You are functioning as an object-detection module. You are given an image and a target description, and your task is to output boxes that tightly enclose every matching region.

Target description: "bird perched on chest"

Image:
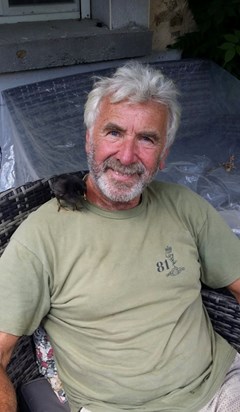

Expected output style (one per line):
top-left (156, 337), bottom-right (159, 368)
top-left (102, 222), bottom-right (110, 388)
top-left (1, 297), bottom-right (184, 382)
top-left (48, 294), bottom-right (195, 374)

top-left (50, 171), bottom-right (87, 211)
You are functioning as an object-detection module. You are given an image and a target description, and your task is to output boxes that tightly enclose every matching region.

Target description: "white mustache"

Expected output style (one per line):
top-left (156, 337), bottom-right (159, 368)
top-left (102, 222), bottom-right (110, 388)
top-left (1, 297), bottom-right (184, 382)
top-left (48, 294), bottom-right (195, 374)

top-left (103, 158), bottom-right (145, 175)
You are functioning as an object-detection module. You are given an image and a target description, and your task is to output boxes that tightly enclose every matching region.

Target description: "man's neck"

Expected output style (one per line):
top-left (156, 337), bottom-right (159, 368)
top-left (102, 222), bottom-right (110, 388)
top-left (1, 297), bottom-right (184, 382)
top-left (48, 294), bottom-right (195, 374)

top-left (85, 175), bottom-right (141, 211)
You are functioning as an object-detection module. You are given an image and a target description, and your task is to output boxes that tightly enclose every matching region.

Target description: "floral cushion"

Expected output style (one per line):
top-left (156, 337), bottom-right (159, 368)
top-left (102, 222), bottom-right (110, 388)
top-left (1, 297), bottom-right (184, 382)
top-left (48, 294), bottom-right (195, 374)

top-left (33, 326), bottom-right (67, 404)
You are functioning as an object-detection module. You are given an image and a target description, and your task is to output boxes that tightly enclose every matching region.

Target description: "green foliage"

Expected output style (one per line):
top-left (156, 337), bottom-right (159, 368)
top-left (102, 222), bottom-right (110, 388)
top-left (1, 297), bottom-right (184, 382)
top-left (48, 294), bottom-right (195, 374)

top-left (170, 0), bottom-right (240, 79)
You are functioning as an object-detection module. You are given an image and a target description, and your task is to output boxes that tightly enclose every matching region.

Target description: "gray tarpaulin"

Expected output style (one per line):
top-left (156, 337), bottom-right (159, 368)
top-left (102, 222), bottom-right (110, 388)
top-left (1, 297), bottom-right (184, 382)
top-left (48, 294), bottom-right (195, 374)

top-left (1, 59), bottom-right (240, 232)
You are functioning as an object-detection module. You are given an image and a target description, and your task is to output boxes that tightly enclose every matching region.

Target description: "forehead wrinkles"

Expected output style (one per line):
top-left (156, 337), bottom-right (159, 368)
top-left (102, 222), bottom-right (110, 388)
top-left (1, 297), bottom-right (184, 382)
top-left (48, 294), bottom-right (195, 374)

top-left (97, 98), bottom-right (167, 128)
top-left (98, 96), bottom-right (167, 117)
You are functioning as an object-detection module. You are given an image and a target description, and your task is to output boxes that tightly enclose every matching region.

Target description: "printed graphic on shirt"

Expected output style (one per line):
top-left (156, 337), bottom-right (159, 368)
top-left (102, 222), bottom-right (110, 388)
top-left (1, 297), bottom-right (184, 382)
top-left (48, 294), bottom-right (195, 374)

top-left (156, 245), bottom-right (185, 276)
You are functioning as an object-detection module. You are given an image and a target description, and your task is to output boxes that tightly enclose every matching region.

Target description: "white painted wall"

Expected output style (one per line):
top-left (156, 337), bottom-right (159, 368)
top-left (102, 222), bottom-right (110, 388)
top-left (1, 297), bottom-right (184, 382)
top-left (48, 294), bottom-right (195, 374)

top-left (91, 0), bottom-right (150, 30)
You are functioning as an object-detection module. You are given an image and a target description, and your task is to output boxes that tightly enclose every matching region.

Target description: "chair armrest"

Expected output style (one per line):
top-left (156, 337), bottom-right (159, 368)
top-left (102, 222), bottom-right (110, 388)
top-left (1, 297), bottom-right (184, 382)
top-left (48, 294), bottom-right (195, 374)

top-left (201, 287), bottom-right (240, 352)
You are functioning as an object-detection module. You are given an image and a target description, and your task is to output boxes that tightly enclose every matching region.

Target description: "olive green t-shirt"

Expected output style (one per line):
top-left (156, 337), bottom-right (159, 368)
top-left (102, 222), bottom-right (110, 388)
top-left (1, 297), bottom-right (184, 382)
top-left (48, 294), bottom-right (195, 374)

top-left (0, 181), bottom-right (239, 412)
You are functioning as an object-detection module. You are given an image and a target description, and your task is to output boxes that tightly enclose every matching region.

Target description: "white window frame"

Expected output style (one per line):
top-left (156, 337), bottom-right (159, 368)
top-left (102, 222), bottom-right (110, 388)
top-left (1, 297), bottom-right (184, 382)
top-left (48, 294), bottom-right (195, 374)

top-left (0, 0), bottom-right (90, 23)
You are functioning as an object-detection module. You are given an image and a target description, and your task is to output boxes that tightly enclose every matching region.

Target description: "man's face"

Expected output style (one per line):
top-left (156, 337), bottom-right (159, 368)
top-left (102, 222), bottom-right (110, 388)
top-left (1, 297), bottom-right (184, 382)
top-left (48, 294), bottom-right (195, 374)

top-left (85, 97), bottom-right (168, 209)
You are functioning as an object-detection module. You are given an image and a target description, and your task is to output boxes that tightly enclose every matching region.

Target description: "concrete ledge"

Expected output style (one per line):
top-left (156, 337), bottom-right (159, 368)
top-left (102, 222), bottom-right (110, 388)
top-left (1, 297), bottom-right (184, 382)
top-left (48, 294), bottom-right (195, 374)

top-left (0, 19), bottom-right (152, 73)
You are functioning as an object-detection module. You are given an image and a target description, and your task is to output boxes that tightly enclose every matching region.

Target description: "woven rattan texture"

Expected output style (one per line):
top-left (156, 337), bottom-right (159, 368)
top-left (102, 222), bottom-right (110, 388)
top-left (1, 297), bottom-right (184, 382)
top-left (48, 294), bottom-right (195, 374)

top-left (0, 178), bottom-right (54, 388)
top-left (6, 336), bottom-right (39, 389)
top-left (0, 179), bottom-right (53, 256)
top-left (202, 289), bottom-right (240, 352)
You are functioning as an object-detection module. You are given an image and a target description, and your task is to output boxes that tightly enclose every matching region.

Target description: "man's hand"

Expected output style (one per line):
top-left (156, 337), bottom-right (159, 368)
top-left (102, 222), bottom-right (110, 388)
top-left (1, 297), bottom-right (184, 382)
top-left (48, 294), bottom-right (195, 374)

top-left (0, 332), bottom-right (20, 411)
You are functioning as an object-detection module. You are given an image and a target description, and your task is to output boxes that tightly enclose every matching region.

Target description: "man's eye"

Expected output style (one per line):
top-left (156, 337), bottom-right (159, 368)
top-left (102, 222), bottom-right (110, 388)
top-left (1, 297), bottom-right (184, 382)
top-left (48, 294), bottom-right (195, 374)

top-left (108, 130), bottom-right (120, 137)
top-left (141, 135), bottom-right (155, 144)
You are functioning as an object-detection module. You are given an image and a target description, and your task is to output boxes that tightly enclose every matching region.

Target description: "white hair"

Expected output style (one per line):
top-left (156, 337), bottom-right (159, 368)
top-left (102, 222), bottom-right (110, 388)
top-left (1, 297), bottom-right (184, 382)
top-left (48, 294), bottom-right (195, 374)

top-left (84, 61), bottom-right (181, 150)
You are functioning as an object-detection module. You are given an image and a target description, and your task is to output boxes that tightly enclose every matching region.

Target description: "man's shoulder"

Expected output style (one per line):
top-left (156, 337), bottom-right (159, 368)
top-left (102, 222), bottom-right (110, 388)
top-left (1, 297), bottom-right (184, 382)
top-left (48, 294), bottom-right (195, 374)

top-left (149, 180), bottom-right (199, 199)
top-left (148, 180), bottom-right (210, 214)
top-left (27, 197), bottom-right (59, 222)
top-left (13, 198), bottom-right (59, 237)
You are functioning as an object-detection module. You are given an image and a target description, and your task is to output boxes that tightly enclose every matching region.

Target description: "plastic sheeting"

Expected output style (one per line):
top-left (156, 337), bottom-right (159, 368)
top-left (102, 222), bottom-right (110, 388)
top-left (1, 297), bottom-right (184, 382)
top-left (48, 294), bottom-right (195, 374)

top-left (157, 155), bottom-right (240, 237)
top-left (0, 59), bottom-right (240, 232)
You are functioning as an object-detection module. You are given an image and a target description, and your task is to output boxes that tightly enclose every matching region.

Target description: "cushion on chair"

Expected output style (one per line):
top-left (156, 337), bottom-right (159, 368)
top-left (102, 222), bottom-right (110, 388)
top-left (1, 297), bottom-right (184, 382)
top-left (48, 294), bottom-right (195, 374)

top-left (34, 326), bottom-right (67, 403)
top-left (18, 377), bottom-right (71, 412)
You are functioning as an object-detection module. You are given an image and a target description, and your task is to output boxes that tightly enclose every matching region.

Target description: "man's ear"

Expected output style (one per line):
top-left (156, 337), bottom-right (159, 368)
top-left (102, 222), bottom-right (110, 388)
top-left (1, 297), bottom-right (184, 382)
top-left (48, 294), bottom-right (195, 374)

top-left (159, 148), bottom-right (169, 170)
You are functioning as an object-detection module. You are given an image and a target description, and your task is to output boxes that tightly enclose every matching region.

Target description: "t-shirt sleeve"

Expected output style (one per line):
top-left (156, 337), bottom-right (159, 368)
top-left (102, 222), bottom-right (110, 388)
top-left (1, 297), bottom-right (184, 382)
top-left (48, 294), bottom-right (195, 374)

top-left (197, 202), bottom-right (240, 288)
top-left (0, 238), bottom-right (51, 336)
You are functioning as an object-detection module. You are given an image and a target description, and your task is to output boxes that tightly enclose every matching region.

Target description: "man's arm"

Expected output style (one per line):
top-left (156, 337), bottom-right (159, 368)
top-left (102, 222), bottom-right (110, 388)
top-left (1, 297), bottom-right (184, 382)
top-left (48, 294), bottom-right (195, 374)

top-left (227, 278), bottom-right (240, 304)
top-left (0, 332), bottom-right (20, 412)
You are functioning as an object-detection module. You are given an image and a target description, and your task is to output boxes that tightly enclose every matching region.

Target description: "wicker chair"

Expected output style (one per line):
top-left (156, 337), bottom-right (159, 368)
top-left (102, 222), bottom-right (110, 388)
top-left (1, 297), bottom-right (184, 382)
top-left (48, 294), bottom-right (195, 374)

top-left (0, 174), bottom-right (239, 408)
top-left (1, 178), bottom-right (54, 390)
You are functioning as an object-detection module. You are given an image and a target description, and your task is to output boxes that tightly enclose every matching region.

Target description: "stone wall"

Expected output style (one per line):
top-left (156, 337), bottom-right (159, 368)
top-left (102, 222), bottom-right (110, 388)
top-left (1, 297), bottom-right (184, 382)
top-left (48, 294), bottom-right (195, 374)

top-left (149, 0), bottom-right (196, 51)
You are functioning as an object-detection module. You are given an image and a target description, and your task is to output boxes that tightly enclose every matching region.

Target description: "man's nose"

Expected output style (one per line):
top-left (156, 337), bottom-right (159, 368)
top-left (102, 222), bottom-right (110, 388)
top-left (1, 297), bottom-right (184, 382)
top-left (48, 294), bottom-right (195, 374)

top-left (117, 138), bottom-right (137, 165)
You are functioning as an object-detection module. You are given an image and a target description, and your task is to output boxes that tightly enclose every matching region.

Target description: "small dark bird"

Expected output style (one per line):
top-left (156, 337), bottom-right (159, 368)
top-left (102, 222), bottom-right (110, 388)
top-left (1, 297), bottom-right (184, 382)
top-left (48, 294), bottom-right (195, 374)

top-left (50, 171), bottom-right (87, 211)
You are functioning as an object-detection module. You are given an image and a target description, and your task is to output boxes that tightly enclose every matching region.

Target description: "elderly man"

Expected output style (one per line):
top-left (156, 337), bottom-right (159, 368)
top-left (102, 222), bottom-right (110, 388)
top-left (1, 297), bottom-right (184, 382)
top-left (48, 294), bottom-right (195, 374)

top-left (0, 62), bottom-right (240, 412)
